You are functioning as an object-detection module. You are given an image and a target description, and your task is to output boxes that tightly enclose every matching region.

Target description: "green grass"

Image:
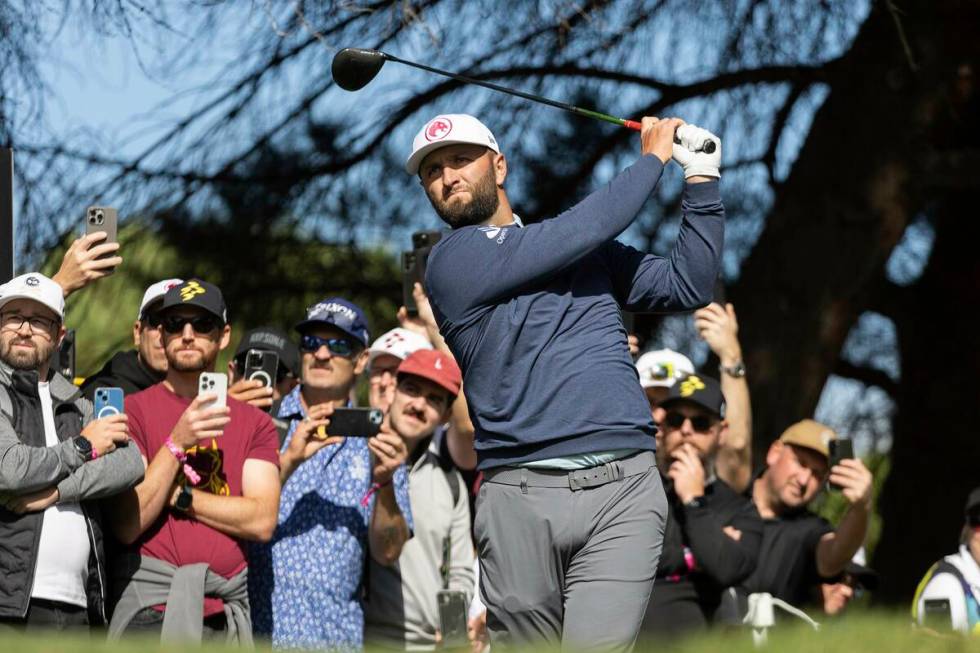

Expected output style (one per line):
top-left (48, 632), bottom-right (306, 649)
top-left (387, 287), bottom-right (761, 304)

top-left (3, 615), bottom-right (978, 652)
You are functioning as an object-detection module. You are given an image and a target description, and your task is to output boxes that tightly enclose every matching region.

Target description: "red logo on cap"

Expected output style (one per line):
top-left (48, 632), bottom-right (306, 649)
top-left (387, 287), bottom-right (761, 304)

top-left (425, 118), bottom-right (453, 142)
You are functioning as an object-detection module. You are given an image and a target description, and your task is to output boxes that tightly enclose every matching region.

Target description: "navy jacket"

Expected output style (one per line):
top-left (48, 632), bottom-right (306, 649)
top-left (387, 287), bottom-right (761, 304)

top-left (425, 155), bottom-right (725, 469)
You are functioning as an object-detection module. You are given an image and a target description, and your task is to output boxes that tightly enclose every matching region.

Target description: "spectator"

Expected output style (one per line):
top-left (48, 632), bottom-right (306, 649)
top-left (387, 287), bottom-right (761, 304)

top-left (912, 487), bottom-right (980, 634)
top-left (364, 349), bottom-right (475, 649)
top-left (106, 279), bottom-right (281, 645)
top-left (248, 298), bottom-right (412, 650)
top-left (0, 273), bottom-right (142, 630)
top-left (227, 327), bottom-right (301, 421)
top-left (694, 302), bottom-right (752, 492)
top-left (410, 112), bottom-right (723, 649)
top-left (819, 554), bottom-right (878, 617)
top-left (641, 372), bottom-right (762, 637)
top-left (366, 326), bottom-right (432, 413)
top-left (80, 278), bottom-right (183, 399)
top-left (741, 420), bottom-right (874, 609)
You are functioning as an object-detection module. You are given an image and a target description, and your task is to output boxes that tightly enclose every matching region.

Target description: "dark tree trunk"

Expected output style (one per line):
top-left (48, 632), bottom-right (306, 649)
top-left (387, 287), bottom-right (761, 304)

top-left (730, 0), bottom-right (980, 602)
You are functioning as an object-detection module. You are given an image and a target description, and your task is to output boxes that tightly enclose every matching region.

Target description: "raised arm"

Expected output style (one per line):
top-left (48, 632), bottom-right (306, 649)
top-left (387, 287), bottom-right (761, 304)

top-left (367, 426), bottom-right (411, 566)
top-left (427, 118), bottom-right (683, 321)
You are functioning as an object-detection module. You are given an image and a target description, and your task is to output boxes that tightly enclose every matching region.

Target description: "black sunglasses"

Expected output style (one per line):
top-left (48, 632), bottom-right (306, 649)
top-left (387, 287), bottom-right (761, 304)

top-left (664, 410), bottom-right (716, 433)
top-left (300, 334), bottom-right (357, 357)
top-left (161, 314), bottom-right (222, 335)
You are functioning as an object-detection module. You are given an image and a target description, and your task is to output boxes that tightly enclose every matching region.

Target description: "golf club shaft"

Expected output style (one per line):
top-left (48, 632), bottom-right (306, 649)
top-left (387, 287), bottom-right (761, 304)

top-left (384, 53), bottom-right (642, 131)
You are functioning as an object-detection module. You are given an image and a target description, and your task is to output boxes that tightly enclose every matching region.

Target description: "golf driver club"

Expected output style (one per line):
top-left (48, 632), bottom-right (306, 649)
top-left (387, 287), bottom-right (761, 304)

top-left (331, 48), bottom-right (716, 154)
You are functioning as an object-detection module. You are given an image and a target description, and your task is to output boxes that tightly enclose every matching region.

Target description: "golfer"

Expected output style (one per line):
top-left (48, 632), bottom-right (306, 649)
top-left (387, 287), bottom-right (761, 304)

top-left (406, 113), bottom-right (724, 651)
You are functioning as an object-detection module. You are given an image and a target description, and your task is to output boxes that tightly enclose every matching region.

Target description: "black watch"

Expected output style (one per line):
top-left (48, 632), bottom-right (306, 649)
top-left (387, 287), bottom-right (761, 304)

top-left (720, 361), bottom-right (747, 378)
top-left (174, 485), bottom-right (193, 512)
top-left (72, 435), bottom-right (93, 461)
top-left (683, 496), bottom-right (707, 510)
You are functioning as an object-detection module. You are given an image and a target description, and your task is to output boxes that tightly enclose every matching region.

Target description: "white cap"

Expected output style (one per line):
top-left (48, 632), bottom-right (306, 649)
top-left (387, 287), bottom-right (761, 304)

top-left (138, 278), bottom-right (183, 320)
top-left (368, 327), bottom-right (432, 366)
top-left (405, 114), bottom-right (500, 175)
top-left (0, 273), bottom-right (65, 321)
top-left (635, 349), bottom-right (695, 389)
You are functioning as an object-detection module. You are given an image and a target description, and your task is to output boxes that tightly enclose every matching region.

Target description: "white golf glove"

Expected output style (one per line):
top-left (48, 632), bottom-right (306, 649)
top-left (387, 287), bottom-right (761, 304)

top-left (672, 124), bottom-right (721, 179)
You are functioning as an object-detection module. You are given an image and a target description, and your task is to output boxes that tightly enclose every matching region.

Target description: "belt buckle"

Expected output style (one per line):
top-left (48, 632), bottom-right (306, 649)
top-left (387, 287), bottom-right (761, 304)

top-left (568, 461), bottom-right (623, 491)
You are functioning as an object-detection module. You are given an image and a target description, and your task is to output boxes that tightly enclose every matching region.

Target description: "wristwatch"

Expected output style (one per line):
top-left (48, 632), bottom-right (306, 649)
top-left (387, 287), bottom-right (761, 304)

top-left (72, 435), bottom-right (93, 461)
top-left (683, 496), bottom-right (707, 510)
top-left (720, 360), bottom-right (747, 378)
top-left (174, 484), bottom-right (194, 512)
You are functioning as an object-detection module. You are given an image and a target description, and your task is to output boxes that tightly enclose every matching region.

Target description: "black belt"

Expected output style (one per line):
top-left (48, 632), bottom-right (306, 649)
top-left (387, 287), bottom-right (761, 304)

top-left (483, 450), bottom-right (655, 491)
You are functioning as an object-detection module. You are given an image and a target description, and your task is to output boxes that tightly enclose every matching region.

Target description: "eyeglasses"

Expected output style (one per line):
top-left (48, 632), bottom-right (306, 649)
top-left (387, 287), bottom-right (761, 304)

top-left (161, 314), bottom-right (222, 335)
top-left (664, 410), bottom-right (716, 433)
top-left (0, 312), bottom-right (58, 334)
top-left (300, 334), bottom-right (358, 357)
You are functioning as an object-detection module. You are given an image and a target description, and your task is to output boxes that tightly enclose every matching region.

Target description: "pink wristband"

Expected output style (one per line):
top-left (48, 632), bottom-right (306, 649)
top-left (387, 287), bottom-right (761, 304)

top-left (165, 437), bottom-right (201, 486)
top-left (90, 448), bottom-right (99, 461)
top-left (360, 480), bottom-right (392, 507)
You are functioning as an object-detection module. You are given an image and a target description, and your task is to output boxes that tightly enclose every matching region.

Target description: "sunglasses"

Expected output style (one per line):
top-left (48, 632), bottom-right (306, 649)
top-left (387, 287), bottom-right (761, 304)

top-left (161, 314), bottom-right (222, 335)
top-left (300, 334), bottom-right (358, 357)
top-left (664, 410), bottom-right (716, 433)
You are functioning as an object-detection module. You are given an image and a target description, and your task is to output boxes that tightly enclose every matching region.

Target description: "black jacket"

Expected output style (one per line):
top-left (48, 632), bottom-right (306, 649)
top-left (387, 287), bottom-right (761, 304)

top-left (0, 365), bottom-right (143, 624)
top-left (642, 475), bottom-right (763, 635)
top-left (80, 350), bottom-right (162, 401)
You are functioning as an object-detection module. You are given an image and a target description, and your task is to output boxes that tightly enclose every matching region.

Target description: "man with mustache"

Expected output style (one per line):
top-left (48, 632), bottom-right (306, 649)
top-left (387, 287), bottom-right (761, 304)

top-left (106, 279), bottom-right (281, 644)
top-left (364, 349), bottom-right (475, 650)
top-left (0, 273), bottom-right (143, 630)
top-left (248, 298), bottom-right (412, 651)
top-left (406, 113), bottom-right (725, 649)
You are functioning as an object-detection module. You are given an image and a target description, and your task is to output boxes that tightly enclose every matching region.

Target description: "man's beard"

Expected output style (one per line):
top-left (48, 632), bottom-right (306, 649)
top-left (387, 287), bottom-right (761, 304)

top-left (428, 168), bottom-right (499, 229)
top-left (168, 347), bottom-right (214, 373)
top-left (0, 337), bottom-right (52, 371)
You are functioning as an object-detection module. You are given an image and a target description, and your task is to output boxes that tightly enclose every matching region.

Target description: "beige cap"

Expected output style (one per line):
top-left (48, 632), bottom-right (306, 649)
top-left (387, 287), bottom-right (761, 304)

top-left (778, 419), bottom-right (837, 458)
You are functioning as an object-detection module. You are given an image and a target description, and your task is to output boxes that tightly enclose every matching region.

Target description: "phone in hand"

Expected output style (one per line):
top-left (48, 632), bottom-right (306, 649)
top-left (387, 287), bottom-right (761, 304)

top-left (402, 230), bottom-right (443, 315)
top-left (93, 387), bottom-right (124, 419)
top-left (922, 598), bottom-right (952, 631)
top-left (315, 407), bottom-right (383, 438)
top-left (827, 438), bottom-right (854, 491)
top-left (84, 206), bottom-right (119, 272)
top-left (198, 372), bottom-right (228, 409)
top-left (437, 589), bottom-right (469, 649)
top-left (243, 349), bottom-right (279, 389)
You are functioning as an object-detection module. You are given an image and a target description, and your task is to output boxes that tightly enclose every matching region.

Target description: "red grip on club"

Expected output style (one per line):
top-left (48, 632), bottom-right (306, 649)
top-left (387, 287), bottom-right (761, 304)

top-left (623, 120), bottom-right (642, 131)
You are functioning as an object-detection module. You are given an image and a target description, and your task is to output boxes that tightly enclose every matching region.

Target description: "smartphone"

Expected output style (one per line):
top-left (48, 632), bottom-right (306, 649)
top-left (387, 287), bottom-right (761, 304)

top-left (93, 387), bottom-right (124, 419)
top-left (402, 230), bottom-right (443, 315)
top-left (922, 598), bottom-right (952, 630)
top-left (437, 589), bottom-right (469, 648)
top-left (84, 206), bottom-right (119, 272)
top-left (198, 372), bottom-right (228, 409)
top-left (827, 438), bottom-right (854, 491)
top-left (47, 328), bottom-right (76, 380)
top-left (315, 407), bottom-right (383, 438)
top-left (243, 349), bottom-right (279, 389)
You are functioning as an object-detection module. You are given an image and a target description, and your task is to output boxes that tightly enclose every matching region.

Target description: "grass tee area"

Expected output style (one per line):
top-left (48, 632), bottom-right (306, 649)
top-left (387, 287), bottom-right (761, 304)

top-left (2, 615), bottom-right (978, 653)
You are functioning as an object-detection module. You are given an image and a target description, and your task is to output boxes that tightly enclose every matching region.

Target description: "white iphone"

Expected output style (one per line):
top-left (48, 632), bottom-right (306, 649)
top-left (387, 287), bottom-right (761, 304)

top-left (198, 372), bottom-right (228, 408)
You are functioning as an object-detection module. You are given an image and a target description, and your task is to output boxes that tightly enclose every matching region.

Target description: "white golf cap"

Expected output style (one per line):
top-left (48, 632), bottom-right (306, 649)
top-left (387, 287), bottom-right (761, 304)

top-left (368, 327), bottom-right (432, 366)
top-left (0, 273), bottom-right (65, 321)
top-left (138, 278), bottom-right (184, 320)
top-left (635, 349), bottom-right (695, 389)
top-left (405, 114), bottom-right (500, 175)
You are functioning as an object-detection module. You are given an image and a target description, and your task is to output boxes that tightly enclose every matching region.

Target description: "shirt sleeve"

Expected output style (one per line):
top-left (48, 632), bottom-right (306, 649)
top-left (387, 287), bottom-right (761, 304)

top-left (246, 409), bottom-right (282, 468)
top-left (683, 497), bottom-right (763, 587)
top-left (600, 180), bottom-right (725, 312)
top-left (392, 464), bottom-right (414, 534)
top-left (426, 155), bottom-right (666, 323)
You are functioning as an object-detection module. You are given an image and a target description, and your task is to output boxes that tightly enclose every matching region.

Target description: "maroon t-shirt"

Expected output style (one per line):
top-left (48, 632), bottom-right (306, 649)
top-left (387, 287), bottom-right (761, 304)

top-left (126, 383), bottom-right (279, 614)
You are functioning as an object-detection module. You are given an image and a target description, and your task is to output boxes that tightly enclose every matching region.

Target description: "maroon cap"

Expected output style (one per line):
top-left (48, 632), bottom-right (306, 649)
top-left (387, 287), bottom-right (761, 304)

top-left (397, 349), bottom-right (462, 397)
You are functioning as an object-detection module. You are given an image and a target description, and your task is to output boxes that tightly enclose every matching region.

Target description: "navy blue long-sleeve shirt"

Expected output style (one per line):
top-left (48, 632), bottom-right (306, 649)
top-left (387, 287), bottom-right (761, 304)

top-left (425, 154), bottom-right (725, 470)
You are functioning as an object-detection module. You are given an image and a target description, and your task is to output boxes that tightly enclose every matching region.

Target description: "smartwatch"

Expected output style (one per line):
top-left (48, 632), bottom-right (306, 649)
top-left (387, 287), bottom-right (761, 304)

top-left (72, 435), bottom-right (93, 461)
top-left (174, 485), bottom-right (194, 512)
top-left (720, 361), bottom-right (747, 378)
top-left (683, 496), bottom-right (707, 510)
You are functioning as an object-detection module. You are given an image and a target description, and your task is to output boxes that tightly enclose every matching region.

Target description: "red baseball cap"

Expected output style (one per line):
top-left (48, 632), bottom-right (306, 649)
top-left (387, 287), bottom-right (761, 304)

top-left (397, 349), bottom-right (462, 398)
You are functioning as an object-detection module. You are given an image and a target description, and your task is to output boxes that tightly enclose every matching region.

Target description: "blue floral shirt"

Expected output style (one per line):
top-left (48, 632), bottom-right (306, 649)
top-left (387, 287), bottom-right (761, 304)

top-left (248, 386), bottom-right (413, 650)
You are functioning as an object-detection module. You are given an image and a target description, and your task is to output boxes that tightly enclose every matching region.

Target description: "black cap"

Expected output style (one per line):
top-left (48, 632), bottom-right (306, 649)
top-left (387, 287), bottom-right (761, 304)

top-left (660, 373), bottom-right (726, 418)
top-left (966, 487), bottom-right (980, 516)
top-left (159, 279), bottom-right (227, 324)
top-left (235, 327), bottom-right (300, 377)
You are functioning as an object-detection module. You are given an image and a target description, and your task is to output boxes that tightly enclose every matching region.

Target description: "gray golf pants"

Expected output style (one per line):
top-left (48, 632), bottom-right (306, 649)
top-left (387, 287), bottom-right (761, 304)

top-left (474, 451), bottom-right (667, 651)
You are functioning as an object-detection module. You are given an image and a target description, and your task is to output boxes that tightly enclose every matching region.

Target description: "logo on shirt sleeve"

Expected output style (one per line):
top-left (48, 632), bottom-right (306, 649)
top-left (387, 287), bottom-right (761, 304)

top-left (478, 226), bottom-right (509, 244)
